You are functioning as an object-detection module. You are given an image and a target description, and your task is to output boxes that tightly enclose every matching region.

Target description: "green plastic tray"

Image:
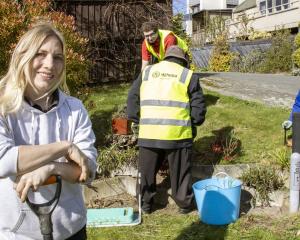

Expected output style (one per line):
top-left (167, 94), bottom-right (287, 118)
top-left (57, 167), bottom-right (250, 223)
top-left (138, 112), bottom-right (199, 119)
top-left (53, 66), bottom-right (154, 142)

top-left (87, 207), bottom-right (140, 227)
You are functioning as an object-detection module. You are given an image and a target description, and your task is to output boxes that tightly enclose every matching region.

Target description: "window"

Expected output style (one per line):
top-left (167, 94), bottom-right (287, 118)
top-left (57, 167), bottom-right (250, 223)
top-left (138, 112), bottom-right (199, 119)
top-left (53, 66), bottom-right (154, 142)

top-left (283, 0), bottom-right (289, 9)
top-left (192, 6), bottom-right (200, 14)
top-left (267, 0), bottom-right (273, 13)
top-left (259, 0), bottom-right (266, 14)
top-left (227, 4), bottom-right (237, 8)
top-left (276, 0), bottom-right (282, 11)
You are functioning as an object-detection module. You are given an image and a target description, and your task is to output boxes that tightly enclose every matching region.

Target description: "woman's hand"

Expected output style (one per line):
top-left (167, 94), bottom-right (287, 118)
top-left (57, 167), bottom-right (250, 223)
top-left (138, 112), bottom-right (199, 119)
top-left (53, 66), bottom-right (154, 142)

top-left (14, 164), bottom-right (54, 202)
top-left (66, 143), bottom-right (90, 183)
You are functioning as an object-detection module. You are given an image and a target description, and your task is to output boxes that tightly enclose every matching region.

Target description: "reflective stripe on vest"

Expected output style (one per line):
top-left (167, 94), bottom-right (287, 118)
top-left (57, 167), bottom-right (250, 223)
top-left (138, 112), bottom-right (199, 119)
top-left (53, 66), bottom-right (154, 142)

top-left (145, 30), bottom-right (188, 62)
top-left (139, 61), bottom-right (193, 140)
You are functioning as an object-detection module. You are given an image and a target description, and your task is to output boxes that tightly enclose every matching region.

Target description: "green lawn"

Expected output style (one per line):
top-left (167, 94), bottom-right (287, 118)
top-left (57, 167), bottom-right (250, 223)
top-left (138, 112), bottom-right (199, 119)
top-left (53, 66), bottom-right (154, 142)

top-left (87, 212), bottom-right (300, 240)
top-left (83, 83), bottom-right (291, 165)
top-left (83, 83), bottom-right (295, 240)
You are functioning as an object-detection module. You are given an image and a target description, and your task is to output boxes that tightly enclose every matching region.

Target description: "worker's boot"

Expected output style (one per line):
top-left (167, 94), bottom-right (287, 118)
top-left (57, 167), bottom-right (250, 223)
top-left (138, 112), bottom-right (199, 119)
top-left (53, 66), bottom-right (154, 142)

top-left (141, 202), bottom-right (152, 214)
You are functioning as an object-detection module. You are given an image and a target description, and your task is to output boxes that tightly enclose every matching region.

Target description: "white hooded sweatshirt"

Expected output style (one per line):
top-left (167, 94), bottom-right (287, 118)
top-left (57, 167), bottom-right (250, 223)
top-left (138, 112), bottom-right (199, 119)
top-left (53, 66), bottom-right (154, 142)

top-left (0, 90), bottom-right (97, 240)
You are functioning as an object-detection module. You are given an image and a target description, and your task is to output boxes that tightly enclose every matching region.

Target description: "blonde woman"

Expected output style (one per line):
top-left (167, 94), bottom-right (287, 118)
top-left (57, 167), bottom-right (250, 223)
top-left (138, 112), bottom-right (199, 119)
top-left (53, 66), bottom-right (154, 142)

top-left (0, 23), bottom-right (97, 239)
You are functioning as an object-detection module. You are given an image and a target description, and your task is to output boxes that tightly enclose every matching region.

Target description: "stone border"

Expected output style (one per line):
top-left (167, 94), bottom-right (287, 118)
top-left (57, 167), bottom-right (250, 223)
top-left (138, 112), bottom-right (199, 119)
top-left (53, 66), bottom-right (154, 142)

top-left (84, 163), bottom-right (290, 214)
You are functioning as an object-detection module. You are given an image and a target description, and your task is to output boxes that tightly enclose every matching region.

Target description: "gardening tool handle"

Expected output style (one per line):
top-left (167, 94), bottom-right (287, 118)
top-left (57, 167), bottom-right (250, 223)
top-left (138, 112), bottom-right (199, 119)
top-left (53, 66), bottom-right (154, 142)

top-left (43, 235), bottom-right (53, 240)
top-left (39, 214), bottom-right (53, 240)
top-left (26, 175), bottom-right (62, 211)
top-left (26, 175), bottom-right (62, 239)
top-left (43, 175), bottom-right (57, 185)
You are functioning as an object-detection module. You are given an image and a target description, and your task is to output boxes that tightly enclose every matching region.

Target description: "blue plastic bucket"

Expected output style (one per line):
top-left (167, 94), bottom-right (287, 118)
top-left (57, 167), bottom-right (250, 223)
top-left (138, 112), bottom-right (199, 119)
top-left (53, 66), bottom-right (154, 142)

top-left (192, 173), bottom-right (242, 225)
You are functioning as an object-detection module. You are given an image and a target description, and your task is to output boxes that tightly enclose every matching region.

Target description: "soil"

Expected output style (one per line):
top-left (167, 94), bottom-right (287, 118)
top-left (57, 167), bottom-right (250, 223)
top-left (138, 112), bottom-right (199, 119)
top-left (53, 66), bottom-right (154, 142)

top-left (87, 191), bottom-right (199, 216)
top-left (87, 173), bottom-right (198, 215)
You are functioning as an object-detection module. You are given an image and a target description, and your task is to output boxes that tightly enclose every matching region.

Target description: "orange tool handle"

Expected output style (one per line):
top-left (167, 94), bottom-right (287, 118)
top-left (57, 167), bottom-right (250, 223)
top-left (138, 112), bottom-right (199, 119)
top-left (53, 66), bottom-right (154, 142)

top-left (43, 175), bottom-right (57, 185)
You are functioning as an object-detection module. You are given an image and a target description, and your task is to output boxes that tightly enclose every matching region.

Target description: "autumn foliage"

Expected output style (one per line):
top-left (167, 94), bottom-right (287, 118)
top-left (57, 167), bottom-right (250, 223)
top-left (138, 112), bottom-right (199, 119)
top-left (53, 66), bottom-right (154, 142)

top-left (0, 0), bottom-right (90, 94)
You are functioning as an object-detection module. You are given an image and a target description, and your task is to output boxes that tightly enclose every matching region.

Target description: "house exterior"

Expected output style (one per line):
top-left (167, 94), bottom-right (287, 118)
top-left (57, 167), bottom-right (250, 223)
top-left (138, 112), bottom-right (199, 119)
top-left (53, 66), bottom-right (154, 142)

top-left (227, 0), bottom-right (300, 40)
top-left (185, 0), bottom-right (239, 46)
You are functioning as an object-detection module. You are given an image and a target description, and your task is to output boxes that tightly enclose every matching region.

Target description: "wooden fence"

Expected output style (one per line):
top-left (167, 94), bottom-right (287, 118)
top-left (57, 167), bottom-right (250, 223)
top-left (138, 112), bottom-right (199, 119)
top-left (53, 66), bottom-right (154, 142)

top-left (54, 0), bottom-right (171, 83)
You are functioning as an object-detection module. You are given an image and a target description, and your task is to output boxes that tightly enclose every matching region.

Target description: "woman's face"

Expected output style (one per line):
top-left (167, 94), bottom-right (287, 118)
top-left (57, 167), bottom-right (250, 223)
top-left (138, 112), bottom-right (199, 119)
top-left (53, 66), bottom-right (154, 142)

top-left (26, 35), bottom-right (64, 99)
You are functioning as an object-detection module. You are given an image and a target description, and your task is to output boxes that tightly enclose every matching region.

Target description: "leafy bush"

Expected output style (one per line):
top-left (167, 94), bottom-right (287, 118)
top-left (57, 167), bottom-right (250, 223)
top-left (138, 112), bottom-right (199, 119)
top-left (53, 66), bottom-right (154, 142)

top-left (210, 129), bottom-right (241, 162)
top-left (208, 34), bottom-right (234, 72)
top-left (268, 147), bottom-right (290, 170)
top-left (293, 33), bottom-right (300, 68)
top-left (259, 29), bottom-right (293, 73)
top-left (97, 145), bottom-right (138, 178)
top-left (241, 165), bottom-right (285, 207)
top-left (0, 1), bottom-right (26, 76)
top-left (248, 30), bottom-right (272, 41)
top-left (295, 33), bottom-right (300, 48)
top-left (230, 50), bottom-right (266, 73)
top-left (0, 0), bottom-right (90, 95)
top-left (293, 49), bottom-right (300, 68)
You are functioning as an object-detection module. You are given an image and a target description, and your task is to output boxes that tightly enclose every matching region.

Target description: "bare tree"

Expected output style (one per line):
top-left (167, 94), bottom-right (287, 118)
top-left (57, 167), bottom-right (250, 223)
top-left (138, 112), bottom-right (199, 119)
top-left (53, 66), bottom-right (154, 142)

top-left (90, 0), bottom-right (173, 83)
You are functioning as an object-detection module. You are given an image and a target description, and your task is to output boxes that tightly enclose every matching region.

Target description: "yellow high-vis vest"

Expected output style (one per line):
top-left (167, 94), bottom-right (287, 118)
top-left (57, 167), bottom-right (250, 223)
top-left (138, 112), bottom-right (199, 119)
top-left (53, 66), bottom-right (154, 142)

top-left (145, 29), bottom-right (188, 62)
top-left (139, 61), bottom-right (193, 140)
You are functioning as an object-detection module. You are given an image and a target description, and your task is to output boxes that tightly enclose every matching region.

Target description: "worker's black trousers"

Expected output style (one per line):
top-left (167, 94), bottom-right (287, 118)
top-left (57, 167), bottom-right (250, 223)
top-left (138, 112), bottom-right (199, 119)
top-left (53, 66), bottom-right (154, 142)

top-left (138, 147), bottom-right (194, 209)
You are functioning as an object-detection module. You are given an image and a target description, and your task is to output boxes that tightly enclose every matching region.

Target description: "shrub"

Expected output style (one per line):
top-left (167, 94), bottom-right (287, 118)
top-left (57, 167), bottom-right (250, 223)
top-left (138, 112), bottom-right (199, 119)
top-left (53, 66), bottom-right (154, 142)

top-left (293, 33), bottom-right (300, 68)
top-left (231, 50), bottom-right (266, 73)
top-left (210, 129), bottom-right (241, 162)
top-left (248, 30), bottom-right (272, 41)
top-left (208, 33), bottom-right (234, 72)
top-left (259, 29), bottom-right (293, 73)
top-left (268, 147), bottom-right (290, 171)
top-left (0, 0), bottom-right (90, 95)
top-left (0, 1), bottom-right (26, 76)
top-left (293, 49), bottom-right (300, 68)
top-left (97, 145), bottom-right (138, 178)
top-left (295, 33), bottom-right (300, 48)
top-left (241, 165), bottom-right (285, 207)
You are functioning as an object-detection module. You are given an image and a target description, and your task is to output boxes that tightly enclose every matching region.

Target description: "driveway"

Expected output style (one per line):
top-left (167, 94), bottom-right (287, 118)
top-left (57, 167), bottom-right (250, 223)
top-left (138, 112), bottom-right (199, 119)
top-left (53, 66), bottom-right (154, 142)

top-left (198, 72), bottom-right (300, 108)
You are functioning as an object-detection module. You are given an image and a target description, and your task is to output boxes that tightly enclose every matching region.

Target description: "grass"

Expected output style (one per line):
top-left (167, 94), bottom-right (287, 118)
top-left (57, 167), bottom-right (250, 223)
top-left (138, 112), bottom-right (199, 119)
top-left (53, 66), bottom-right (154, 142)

top-left (87, 212), bottom-right (300, 240)
top-left (83, 83), bottom-right (291, 164)
top-left (82, 83), bottom-right (295, 240)
top-left (83, 83), bottom-right (130, 148)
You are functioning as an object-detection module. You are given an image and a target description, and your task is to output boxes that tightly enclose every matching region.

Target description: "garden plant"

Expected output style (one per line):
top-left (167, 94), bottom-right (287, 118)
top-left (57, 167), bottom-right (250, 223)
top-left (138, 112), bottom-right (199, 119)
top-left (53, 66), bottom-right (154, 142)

top-left (83, 84), bottom-right (297, 240)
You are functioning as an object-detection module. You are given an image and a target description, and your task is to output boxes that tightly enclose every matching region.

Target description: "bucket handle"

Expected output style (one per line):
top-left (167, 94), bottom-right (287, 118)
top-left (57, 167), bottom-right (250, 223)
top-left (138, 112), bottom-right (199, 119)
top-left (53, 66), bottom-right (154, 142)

top-left (201, 185), bottom-right (222, 190)
top-left (214, 172), bottom-right (229, 178)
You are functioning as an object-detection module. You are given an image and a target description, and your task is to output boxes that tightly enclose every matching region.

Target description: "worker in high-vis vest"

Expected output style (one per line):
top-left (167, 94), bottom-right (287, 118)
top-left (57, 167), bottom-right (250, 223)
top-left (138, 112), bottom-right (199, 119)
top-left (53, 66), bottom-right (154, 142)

top-left (141, 21), bottom-right (189, 71)
top-left (127, 45), bottom-right (206, 214)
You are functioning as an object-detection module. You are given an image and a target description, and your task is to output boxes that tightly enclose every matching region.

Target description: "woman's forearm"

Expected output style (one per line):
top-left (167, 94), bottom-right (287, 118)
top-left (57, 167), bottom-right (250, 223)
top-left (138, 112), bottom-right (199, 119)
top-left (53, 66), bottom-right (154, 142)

top-left (52, 162), bottom-right (81, 183)
top-left (17, 141), bottom-right (71, 174)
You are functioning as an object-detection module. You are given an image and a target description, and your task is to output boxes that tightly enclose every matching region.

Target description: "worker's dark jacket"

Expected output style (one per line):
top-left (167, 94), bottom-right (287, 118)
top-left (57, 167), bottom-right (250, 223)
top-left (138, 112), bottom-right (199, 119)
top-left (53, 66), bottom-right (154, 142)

top-left (127, 58), bottom-right (206, 149)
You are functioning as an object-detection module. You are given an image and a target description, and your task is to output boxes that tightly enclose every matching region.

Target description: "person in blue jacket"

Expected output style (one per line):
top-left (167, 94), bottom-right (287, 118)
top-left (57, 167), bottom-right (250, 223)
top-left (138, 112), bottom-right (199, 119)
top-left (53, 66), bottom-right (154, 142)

top-left (282, 90), bottom-right (300, 146)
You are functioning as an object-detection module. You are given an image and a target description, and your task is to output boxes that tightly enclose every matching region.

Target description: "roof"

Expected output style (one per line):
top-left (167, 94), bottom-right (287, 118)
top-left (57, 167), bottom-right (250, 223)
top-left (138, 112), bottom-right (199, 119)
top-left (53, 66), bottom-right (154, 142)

top-left (234, 0), bottom-right (256, 13)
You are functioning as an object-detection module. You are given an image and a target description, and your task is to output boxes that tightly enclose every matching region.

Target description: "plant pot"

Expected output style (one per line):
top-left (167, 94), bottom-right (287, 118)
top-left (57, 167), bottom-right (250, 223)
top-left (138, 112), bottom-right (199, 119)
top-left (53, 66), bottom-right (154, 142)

top-left (112, 117), bottom-right (131, 135)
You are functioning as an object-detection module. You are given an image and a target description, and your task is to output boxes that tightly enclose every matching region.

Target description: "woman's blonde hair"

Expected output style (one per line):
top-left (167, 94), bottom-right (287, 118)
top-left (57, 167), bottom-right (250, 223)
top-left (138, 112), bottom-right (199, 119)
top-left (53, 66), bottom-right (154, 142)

top-left (0, 22), bottom-right (69, 115)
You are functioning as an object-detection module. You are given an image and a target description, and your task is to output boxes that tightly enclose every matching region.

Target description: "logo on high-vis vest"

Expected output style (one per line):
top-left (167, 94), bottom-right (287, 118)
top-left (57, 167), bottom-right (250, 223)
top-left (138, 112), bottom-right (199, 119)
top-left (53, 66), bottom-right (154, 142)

top-left (152, 71), bottom-right (160, 78)
top-left (152, 71), bottom-right (177, 78)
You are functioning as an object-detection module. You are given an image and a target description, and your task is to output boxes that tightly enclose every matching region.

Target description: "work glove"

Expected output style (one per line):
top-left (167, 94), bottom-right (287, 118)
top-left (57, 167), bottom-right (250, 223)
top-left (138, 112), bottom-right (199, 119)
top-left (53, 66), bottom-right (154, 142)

top-left (131, 122), bottom-right (139, 136)
top-left (282, 120), bottom-right (292, 130)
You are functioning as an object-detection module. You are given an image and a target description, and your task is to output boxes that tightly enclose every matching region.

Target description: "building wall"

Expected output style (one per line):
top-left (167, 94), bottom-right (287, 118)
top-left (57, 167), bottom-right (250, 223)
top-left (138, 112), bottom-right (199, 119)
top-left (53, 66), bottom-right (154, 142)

top-left (200, 0), bottom-right (225, 10)
top-left (186, 0), bottom-right (236, 35)
top-left (192, 10), bottom-right (233, 46)
top-left (227, 0), bottom-right (300, 39)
